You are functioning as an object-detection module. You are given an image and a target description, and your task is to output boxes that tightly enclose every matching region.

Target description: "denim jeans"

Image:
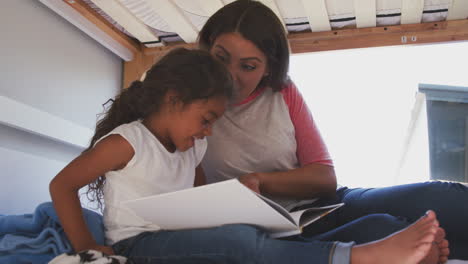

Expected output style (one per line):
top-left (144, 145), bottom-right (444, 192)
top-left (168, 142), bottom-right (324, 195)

top-left (111, 181), bottom-right (468, 263)
top-left (112, 214), bottom-right (421, 264)
top-left (112, 224), bottom-right (342, 264)
top-left (301, 181), bottom-right (468, 259)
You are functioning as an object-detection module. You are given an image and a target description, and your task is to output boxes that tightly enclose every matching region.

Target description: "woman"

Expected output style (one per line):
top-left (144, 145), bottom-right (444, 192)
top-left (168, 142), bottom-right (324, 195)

top-left (198, 0), bottom-right (466, 261)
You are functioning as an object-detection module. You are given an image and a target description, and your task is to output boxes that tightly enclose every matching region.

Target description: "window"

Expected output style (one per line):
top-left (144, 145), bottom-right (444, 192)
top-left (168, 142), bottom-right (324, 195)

top-left (289, 42), bottom-right (468, 188)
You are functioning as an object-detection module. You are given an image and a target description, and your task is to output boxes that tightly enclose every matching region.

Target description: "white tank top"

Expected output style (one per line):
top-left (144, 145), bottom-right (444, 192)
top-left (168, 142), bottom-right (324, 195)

top-left (100, 120), bottom-right (207, 245)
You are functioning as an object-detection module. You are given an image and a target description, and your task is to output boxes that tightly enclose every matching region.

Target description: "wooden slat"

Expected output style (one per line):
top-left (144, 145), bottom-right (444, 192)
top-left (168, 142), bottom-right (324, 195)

top-left (354, 0), bottom-right (376, 28)
top-left (195, 0), bottom-right (224, 17)
top-left (288, 19), bottom-right (468, 54)
top-left (130, 20), bottom-right (468, 88)
top-left (401, 0), bottom-right (424, 24)
top-left (221, 0), bottom-right (235, 4)
top-left (299, 0), bottom-right (331, 32)
top-left (448, 0), bottom-right (468, 20)
top-left (89, 0), bottom-right (161, 45)
top-left (145, 0), bottom-right (199, 43)
top-left (60, 0), bottom-right (141, 56)
top-left (142, 20), bottom-right (468, 55)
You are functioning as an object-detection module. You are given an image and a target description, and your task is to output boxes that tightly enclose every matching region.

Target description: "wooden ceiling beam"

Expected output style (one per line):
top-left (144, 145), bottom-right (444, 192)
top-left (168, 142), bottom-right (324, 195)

top-left (288, 19), bottom-right (468, 54)
top-left (141, 19), bottom-right (468, 55)
top-left (61, 0), bottom-right (141, 55)
top-left (126, 19), bottom-right (468, 88)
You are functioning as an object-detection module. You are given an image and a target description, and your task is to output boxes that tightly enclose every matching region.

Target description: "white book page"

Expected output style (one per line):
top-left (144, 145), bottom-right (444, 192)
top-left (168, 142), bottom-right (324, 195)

top-left (123, 179), bottom-right (298, 234)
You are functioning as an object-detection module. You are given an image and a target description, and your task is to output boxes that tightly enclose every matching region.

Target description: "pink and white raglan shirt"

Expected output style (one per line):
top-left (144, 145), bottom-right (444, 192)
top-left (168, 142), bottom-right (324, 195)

top-left (202, 81), bottom-right (333, 210)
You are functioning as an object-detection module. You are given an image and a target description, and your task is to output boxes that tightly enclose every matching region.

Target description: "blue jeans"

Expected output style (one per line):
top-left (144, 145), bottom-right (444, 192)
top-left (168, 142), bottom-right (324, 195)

top-left (111, 215), bottom-right (415, 264)
top-left (300, 181), bottom-right (468, 259)
top-left (111, 224), bottom-right (342, 264)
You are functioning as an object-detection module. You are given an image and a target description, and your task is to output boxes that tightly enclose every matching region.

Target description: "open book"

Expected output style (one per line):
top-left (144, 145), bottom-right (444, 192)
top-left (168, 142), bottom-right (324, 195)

top-left (123, 179), bottom-right (344, 238)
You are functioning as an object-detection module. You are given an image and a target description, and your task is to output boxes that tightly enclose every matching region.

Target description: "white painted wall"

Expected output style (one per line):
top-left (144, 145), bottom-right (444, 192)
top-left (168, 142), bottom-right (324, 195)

top-left (0, 0), bottom-right (122, 214)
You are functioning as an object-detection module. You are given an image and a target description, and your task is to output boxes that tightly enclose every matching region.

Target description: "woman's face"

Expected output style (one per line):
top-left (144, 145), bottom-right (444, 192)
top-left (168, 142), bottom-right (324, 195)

top-left (210, 32), bottom-right (268, 104)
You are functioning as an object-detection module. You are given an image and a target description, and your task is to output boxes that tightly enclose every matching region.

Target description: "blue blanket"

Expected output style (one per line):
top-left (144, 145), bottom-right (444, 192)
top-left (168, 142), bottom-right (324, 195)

top-left (0, 202), bottom-right (105, 264)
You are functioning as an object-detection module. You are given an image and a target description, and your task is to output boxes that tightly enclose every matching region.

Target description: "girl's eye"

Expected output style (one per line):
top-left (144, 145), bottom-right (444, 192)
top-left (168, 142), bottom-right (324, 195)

top-left (216, 54), bottom-right (227, 63)
top-left (202, 119), bottom-right (210, 128)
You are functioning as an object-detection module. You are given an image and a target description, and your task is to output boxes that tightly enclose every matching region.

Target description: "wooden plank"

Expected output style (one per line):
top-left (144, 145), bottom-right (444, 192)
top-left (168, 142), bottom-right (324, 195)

top-left (142, 20), bottom-right (468, 55)
top-left (146, 0), bottom-right (199, 43)
top-left (401, 0), bottom-right (424, 24)
top-left (130, 20), bottom-right (468, 88)
top-left (288, 19), bottom-right (468, 54)
top-left (354, 0), bottom-right (376, 28)
top-left (89, 0), bottom-right (161, 44)
top-left (448, 0), bottom-right (468, 20)
top-left (195, 0), bottom-right (224, 17)
top-left (299, 0), bottom-right (331, 32)
top-left (59, 0), bottom-right (141, 56)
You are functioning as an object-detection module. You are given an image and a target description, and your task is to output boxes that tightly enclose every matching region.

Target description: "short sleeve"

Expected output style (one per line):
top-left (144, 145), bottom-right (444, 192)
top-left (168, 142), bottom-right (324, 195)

top-left (193, 138), bottom-right (208, 165)
top-left (280, 82), bottom-right (333, 166)
top-left (94, 124), bottom-right (139, 169)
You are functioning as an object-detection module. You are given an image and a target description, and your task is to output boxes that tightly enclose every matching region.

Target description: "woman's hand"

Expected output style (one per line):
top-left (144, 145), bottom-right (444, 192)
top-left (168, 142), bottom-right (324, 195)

top-left (238, 173), bottom-right (263, 193)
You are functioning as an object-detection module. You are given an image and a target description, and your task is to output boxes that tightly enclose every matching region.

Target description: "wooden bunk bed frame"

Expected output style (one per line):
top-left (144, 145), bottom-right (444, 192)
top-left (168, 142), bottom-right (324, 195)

top-left (60, 0), bottom-right (468, 89)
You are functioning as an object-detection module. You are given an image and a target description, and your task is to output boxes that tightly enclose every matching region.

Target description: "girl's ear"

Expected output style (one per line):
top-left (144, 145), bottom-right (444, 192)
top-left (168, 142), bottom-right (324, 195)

top-left (164, 90), bottom-right (183, 111)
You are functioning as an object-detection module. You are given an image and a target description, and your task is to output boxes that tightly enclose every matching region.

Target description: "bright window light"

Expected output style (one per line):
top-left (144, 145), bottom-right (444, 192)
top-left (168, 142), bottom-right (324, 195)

top-left (289, 41), bottom-right (468, 188)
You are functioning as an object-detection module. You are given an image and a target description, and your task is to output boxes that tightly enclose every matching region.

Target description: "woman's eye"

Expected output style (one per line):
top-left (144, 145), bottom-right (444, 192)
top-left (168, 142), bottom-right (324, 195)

top-left (242, 64), bottom-right (256, 71)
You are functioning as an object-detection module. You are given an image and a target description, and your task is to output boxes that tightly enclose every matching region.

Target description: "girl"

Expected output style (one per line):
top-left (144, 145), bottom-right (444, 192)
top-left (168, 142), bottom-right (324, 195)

top-left (51, 48), bottom-right (443, 264)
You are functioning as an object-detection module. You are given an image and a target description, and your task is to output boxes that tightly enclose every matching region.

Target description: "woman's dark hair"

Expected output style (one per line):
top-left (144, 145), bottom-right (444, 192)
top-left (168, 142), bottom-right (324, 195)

top-left (85, 48), bottom-right (233, 210)
top-left (198, 0), bottom-right (290, 91)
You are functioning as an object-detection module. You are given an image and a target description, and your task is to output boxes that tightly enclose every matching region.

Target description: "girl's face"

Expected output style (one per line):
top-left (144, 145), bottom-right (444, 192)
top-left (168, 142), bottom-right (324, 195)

top-left (162, 97), bottom-right (227, 152)
top-left (210, 33), bottom-right (268, 104)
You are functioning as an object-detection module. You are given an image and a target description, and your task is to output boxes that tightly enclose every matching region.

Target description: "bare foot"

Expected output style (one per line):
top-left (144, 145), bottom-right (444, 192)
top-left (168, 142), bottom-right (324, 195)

top-left (351, 210), bottom-right (439, 264)
top-left (435, 228), bottom-right (450, 264)
top-left (419, 225), bottom-right (449, 264)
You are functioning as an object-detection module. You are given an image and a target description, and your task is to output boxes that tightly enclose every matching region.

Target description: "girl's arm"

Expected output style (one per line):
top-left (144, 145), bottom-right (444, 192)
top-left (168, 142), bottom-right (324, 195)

top-left (194, 165), bottom-right (206, 187)
top-left (49, 134), bottom-right (134, 253)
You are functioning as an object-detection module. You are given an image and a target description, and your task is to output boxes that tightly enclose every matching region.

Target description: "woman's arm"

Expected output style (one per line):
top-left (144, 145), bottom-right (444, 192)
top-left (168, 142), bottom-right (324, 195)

top-left (239, 82), bottom-right (336, 199)
top-left (239, 163), bottom-right (336, 199)
top-left (49, 134), bottom-right (134, 253)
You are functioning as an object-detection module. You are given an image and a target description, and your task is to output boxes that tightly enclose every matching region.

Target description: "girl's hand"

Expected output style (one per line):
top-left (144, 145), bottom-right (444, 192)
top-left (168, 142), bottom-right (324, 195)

top-left (238, 173), bottom-right (262, 193)
top-left (91, 245), bottom-right (115, 256)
